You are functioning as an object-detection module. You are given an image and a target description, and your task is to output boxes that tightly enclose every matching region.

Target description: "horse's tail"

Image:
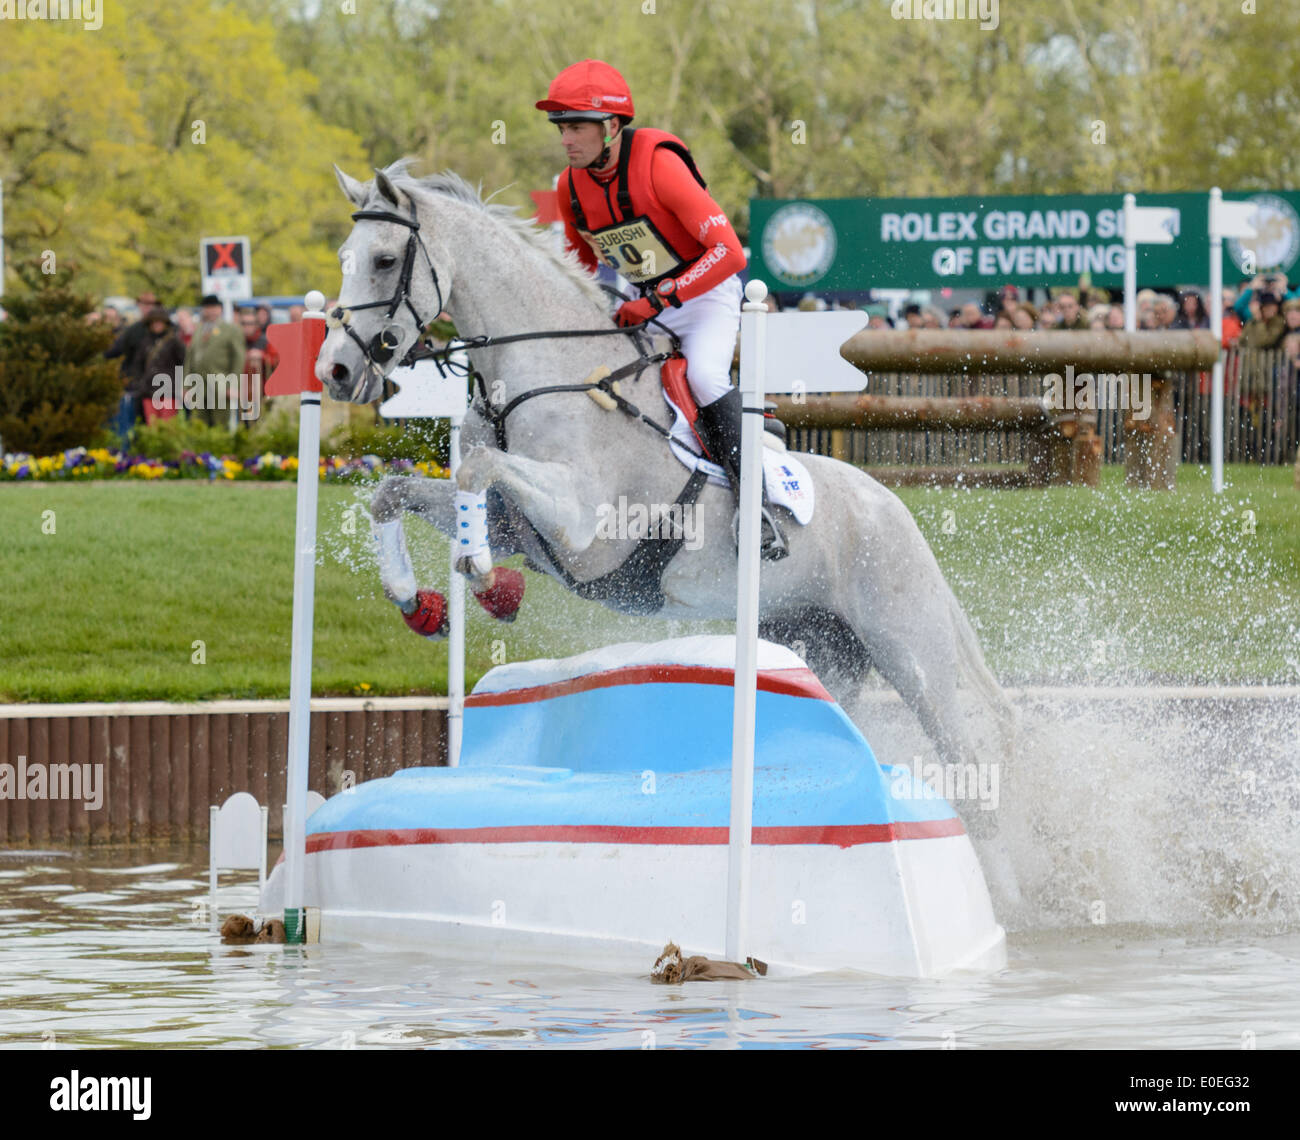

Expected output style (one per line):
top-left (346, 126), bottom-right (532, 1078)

top-left (947, 588), bottom-right (1019, 752)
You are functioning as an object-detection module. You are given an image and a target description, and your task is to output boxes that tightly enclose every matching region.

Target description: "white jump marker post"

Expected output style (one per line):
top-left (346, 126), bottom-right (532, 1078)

top-left (379, 352), bottom-right (470, 766)
top-left (273, 289), bottom-right (329, 946)
top-left (726, 281), bottom-right (867, 965)
top-left (1208, 189), bottom-right (1259, 495)
top-left (1122, 194), bottom-right (1179, 332)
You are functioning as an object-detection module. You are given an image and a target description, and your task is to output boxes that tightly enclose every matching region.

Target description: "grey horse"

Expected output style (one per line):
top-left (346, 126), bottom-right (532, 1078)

top-left (316, 162), bottom-right (1018, 825)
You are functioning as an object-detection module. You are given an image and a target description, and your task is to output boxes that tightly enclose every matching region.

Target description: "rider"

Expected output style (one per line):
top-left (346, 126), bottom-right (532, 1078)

top-left (536, 58), bottom-right (787, 560)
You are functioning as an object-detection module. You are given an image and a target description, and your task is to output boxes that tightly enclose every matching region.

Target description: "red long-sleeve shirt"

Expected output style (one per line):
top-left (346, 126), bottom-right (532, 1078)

top-left (559, 144), bottom-right (746, 304)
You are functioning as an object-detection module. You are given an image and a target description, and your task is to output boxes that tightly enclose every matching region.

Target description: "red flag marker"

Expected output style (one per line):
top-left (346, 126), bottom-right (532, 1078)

top-left (530, 189), bottom-right (561, 226)
top-left (265, 319), bottom-right (327, 396)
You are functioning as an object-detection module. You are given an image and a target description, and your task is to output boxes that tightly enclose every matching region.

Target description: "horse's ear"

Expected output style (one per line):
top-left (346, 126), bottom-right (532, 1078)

top-left (334, 164), bottom-right (368, 207)
top-left (374, 167), bottom-right (402, 207)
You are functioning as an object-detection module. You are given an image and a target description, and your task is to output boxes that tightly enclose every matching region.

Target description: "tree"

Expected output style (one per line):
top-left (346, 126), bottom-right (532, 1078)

top-left (0, 263), bottom-right (122, 455)
top-left (0, 3), bottom-right (369, 302)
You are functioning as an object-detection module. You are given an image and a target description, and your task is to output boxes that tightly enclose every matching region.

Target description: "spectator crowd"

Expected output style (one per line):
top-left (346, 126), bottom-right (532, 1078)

top-left (771, 272), bottom-right (1299, 366)
top-left (79, 269), bottom-right (1300, 447)
top-left (94, 294), bottom-right (307, 439)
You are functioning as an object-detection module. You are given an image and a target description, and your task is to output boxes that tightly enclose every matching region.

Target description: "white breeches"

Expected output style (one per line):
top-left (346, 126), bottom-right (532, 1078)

top-left (650, 273), bottom-right (742, 407)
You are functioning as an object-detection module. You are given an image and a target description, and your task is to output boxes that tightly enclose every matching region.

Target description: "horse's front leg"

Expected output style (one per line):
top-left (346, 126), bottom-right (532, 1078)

top-left (453, 447), bottom-right (600, 586)
top-left (369, 472), bottom-right (530, 637)
top-left (365, 475), bottom-right (460, 636)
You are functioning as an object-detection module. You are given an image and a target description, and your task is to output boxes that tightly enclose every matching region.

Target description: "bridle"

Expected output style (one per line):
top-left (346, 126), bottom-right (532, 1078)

top-left (326, 195), bottom-right (446, 382)
top-left (326, 189), bottom-right (683, 450)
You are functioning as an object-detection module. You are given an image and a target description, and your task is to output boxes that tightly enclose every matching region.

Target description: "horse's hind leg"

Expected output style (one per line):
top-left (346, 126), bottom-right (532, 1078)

top-left (873, 638), bottom-right (1014, 846)
top-left (759, 606), bottom-right (873, 710)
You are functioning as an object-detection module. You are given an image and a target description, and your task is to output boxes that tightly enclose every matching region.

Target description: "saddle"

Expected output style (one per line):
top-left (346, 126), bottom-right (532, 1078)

top-left (658, 354), bottom-right (788, 456)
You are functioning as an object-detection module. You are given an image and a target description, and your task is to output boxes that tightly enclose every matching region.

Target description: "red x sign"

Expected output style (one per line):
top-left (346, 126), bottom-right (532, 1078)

top-left (203, 238), bottom-right (247, 275)
top-left (210, 242), bottom-right (239, 270)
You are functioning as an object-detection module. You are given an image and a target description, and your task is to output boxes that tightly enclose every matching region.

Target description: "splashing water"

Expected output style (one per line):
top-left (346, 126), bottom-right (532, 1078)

top-left (317, 473), bottom-right (1299, 941)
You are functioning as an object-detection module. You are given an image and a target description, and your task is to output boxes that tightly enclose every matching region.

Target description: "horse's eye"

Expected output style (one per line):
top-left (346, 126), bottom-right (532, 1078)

top-left (376, 256), bottom-right (397, 271)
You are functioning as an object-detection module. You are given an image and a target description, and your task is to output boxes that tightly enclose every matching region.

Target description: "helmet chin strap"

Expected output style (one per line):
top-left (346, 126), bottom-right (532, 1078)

top-left (585, 121), bottom-right (618, 171)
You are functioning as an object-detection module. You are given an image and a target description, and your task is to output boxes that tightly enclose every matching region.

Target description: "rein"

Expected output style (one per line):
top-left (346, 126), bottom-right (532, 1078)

top-left (418, 326), bottom-right (678, 452)
top-left (331, 193), bottom-right (685, 451)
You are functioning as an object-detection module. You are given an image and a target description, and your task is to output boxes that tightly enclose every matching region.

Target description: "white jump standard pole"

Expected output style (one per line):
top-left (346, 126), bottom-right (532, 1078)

top-left (725, 278), bottom-right (769, 965)
top-left (1123, 193), bottom-right (1138, 333)
top-left (446, 399), bottom-right (466, 768)
top-left (282, 290), bottom-right (327, 945)
top-left (1209, 187), bottom-right (1225, 495)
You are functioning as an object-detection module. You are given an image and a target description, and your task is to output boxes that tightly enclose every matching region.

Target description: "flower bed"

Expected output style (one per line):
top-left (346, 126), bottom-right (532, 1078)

top-left (1, 446), bottom-right (448, 482)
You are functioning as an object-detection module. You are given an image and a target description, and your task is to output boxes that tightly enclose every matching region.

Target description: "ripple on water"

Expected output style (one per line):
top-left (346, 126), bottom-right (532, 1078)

top-left (0, 845), bottom-right (1297, 1049)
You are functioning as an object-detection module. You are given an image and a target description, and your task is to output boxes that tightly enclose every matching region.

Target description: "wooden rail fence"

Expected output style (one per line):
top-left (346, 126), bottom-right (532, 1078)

top-left (0, 699), bottom-right (448, 846)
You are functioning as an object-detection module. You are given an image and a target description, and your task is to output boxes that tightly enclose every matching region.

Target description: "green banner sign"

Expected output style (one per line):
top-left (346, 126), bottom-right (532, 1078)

top-left (749, 191), bottom-right (1300, 291)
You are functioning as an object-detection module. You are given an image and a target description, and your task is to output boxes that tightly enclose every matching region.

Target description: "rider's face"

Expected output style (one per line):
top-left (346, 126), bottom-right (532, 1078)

top-left (557, 120), bottom-right (610, 167)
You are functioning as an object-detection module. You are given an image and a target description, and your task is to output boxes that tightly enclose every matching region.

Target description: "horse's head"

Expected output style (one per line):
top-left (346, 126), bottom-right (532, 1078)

top-left (316, 163), bottom-right (452, 404)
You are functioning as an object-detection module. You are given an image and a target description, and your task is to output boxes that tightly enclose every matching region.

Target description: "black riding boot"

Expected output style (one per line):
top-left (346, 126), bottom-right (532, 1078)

top-left (696, 387), bottom-right (789, 561)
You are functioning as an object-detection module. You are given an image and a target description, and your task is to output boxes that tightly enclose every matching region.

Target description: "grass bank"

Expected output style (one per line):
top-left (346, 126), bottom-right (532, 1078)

top-left (0, 463), bottom-right (1295, 702)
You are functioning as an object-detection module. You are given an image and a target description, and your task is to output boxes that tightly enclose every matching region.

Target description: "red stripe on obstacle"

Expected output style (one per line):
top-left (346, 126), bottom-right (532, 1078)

top-left (306, 817), bottom-right (964, 853)
top-left (465, 664), bottom-right (833, 708)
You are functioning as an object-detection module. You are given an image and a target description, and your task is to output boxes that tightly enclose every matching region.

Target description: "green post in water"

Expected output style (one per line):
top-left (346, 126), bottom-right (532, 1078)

top-left (284, 906), bottom-right (305, 944)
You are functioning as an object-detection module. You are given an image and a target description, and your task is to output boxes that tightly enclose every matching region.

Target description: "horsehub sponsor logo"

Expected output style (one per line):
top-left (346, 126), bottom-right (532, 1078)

top-left (1043, 365), bottom-right (1152, 420)
top-left (676, 243), bottom-right (731, 291)
top-left (891, 0), bottom-right (999, 32)
top-left (595, 496), bottom-right (703, 550)
top-left (0, 0), bottom-right (102, 30)
top-left (0, 755), bottom-right (104, 811)
top-left (151, 368), bottom-right (261, 420)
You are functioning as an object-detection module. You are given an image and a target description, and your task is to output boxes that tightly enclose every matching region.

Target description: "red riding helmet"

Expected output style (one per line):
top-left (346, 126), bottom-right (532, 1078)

top-left (535, 59), bottom-right (635, 123)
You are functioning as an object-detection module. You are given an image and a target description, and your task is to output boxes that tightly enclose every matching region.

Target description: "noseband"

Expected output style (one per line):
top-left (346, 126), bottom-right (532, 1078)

top-left (326, 196), bottom-right (446, 374)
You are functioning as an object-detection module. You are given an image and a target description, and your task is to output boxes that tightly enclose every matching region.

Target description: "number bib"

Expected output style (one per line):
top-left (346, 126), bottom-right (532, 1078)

top-left (585, 217), bottom-right (687, 285)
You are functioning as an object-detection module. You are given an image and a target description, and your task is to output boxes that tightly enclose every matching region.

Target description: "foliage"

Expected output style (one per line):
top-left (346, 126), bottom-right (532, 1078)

top-left (253, 0), bottom-right (1300, 243)
top-left (327, 417), bottom-right (449, 466)
top-left (0, 263), bottom-right (122, 454)
top-left (129, 416), bottom-right (247, 463)
top-left (0, 1), bottom-right (367, 301)
top-left (3, 0), bottom-right (1298, 297)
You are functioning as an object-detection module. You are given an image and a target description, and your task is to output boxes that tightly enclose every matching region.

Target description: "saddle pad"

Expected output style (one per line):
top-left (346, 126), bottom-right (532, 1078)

top-left (668, 436), bottom-right (815, 526)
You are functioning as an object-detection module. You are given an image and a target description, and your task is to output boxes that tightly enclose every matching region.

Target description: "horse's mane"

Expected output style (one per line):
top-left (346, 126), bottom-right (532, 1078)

top-left (375, 159), bottom-right (611, 315)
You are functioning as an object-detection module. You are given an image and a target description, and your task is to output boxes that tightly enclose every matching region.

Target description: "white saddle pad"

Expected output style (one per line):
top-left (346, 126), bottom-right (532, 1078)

top-left (664, 396), bottom-right (815, 526)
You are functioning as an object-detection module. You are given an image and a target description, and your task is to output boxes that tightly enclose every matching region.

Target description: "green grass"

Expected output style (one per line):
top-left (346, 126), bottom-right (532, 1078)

top-left (895, 463), bottom-right (1300, 685)
top-left (0, 464), bottom-right (1296, 702)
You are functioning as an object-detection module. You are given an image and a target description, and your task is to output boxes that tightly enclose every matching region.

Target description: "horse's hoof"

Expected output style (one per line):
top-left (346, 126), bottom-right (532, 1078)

top-left (402, 589), bottom-right (449, 639)
top-left (473, 566), bottom-right (525, 622)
